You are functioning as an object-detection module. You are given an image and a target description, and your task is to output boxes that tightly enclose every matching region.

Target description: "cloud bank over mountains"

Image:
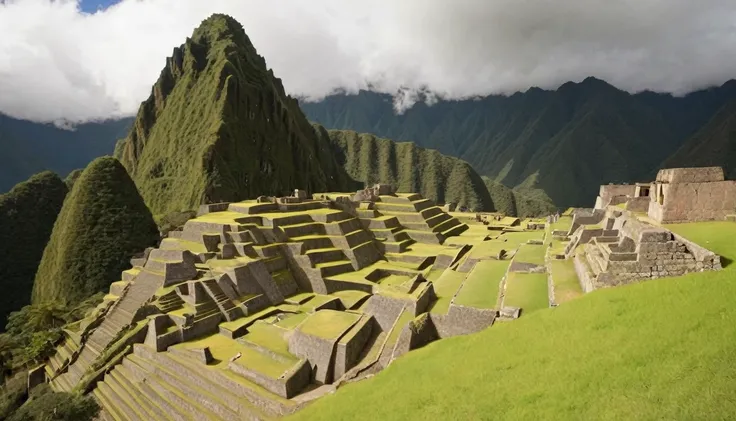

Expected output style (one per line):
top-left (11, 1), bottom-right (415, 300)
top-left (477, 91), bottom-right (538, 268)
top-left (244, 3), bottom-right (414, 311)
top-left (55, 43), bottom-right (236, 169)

top-left (1, 0), bottom-right (736, 122)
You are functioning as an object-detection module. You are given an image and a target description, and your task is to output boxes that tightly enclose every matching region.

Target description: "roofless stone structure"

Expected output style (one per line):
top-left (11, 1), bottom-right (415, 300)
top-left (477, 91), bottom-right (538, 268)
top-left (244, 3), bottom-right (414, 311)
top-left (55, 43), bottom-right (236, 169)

top-left (595, 166), bottom-right (736, 223)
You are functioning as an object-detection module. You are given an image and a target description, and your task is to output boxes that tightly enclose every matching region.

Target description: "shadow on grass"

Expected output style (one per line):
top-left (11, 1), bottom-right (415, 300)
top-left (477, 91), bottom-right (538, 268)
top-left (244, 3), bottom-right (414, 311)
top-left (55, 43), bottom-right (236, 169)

top-left (720, 256), bottom-right (733, 268)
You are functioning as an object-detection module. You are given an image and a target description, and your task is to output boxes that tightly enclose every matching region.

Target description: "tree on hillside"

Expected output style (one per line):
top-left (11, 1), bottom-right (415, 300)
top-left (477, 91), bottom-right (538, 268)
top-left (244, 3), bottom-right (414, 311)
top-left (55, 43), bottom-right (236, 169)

top-left (32, 156), bottom-right (159, 305)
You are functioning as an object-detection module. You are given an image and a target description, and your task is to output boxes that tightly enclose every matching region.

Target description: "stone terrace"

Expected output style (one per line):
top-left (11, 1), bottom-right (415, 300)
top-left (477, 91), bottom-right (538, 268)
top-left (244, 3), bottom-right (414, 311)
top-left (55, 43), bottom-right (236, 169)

top-left (564, 207), bottom-right (722, 292)
top-left (39, 187), bottom-right (561, 420)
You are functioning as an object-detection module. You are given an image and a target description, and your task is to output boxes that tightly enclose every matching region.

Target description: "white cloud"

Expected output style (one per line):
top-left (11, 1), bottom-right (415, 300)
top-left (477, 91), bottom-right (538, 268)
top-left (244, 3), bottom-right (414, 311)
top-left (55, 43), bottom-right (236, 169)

top-left (1, 0), bottom-right (735, 122)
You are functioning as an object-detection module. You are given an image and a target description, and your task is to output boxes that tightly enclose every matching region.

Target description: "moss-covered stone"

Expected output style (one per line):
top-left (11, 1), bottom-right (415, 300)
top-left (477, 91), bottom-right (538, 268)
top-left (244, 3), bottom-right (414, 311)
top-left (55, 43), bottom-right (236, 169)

top-left (0, 171), bottom-right (67, 328)
top-left (32, 157), bottom-right (159, 305)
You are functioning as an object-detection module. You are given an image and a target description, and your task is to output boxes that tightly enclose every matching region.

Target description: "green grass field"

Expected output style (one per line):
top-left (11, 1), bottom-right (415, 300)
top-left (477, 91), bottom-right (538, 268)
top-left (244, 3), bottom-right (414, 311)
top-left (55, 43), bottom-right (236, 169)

top-left (428, 270), bottom-right (467, 314)
top-left (550, 260), bottom-right (583, 304)
top-left (288, 222), bottom-right (736, 421)
top-left (454, 260), bottom-right (510, 309)
top-left (502, 272), bottom-right (549, 314)
top-left (512, 244), bottom-right (546, 265)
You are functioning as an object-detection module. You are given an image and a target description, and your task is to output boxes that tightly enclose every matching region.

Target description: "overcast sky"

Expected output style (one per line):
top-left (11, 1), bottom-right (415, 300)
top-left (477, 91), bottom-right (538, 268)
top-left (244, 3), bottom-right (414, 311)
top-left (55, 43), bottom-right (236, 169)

top-left (1, 0), bottom-right (736, 123)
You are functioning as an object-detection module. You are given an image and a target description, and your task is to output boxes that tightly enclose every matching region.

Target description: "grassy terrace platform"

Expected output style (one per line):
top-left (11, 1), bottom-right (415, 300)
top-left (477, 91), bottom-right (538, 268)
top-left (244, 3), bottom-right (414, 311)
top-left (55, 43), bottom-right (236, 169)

top-left (512, 244), bottom-right (546, 265)
top-left (299, 310), bottom-right (361, 340)
top-left (454, 260), bottom-right (510, 309)
top-left (503, 272), bottom-right (549, 315)
top-left (429, 270), bottom-right (467, 314)
top-left (498, 231), bottom-right (545, 247)
top-left (289, 222), bottom-right (736, 421)
top-left (550, 260), bottom-right (583, 304)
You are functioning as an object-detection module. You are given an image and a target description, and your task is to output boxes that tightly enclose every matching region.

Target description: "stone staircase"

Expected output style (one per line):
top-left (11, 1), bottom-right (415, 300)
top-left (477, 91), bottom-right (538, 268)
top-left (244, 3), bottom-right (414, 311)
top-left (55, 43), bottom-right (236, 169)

top-left (51, 269), bottom-right (164, 392)
top-left (94, 343), bottom-right (286, 421)
top-left (201, 278), bottom-right (242, 321)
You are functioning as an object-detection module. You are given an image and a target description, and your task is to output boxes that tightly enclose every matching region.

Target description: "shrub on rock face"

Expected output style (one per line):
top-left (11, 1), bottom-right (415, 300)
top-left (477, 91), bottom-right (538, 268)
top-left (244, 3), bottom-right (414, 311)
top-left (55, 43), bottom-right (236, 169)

top-left (7, 384), bottom-right (99, 421)
top-left (32, 156), bottom-right (159, 305)
top-left (0, 171), bottom-right (67, 329)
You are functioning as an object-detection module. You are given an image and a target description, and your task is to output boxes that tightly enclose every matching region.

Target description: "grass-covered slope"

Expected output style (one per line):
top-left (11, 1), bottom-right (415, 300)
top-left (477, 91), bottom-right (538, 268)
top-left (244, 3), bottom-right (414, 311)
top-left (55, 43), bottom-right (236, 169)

top-left (290, 221), bottom-right (736, 420)
top-left (322, 128), bottom-right (494, 211)
top-left (32, 157), bottom-right (159, 305)
top-left (117, 14), bottom-right (358, 217)
top-left (482, 176), bottom-right (556, 217)
top-left (0, 172), bottom-right (67, 327)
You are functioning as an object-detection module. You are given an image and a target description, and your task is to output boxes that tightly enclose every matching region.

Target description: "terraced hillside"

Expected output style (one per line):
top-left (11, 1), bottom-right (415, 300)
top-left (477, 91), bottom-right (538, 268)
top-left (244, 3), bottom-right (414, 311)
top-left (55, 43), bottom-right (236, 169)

top-left (41, 189), bottom-right (554, 420)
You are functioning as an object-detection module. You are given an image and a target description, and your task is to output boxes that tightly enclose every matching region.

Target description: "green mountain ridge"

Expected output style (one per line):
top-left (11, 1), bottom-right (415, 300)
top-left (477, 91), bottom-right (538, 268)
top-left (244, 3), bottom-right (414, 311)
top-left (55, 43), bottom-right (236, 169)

top-left (0, 172), bottom-right (68, 328)
top-left (32, 157), bottom-right (159, 305)
top-left (302, 78), bottom-right (736, 207)
top-left (321, 128), bottom-right (494, 211)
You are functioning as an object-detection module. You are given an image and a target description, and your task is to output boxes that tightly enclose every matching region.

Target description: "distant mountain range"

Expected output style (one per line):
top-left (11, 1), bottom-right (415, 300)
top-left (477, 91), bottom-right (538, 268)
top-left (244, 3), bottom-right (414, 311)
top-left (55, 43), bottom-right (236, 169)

top-left (0, 114), bottom-right (132, 193)
top-left (3, 75), bottom-right (736, 210)
top-left (302, 79), bottom-right (736, 208)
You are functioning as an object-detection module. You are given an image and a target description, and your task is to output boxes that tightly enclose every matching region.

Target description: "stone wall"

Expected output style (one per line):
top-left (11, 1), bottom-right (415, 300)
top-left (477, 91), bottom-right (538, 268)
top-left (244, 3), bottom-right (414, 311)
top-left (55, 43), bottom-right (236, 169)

top-left (596, 185), bottom-right (636, 208)
top-left (626, 196), bottom-right (651, 212)
top-left (649, 181), bottom-right (736, 223)
top-left (656, 167), bottom-right (724, 183)
top-left (334, 316), bottom-right (375, 379)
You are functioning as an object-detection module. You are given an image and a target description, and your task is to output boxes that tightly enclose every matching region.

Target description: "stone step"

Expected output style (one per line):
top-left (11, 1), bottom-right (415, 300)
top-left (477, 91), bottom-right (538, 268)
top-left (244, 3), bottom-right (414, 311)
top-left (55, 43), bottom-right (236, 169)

top-left (93, 384), bottom-right (128, 421)
top-left (305, 247), bottom-right (347, 266)
top-left (129, 353), bottom-right (248, 421)
top-left (127, 354), bottom-right (241, 421)
top-left (317, 260), bottom-right (355, 278)
top-left (133, 344), bottom-right (280, 417)
top-left (120, 357), bottom-right (193, 421)
top-left (102, 371), bottom-right (150, 421)
top-left (109, 366), bottom-right (170, 420)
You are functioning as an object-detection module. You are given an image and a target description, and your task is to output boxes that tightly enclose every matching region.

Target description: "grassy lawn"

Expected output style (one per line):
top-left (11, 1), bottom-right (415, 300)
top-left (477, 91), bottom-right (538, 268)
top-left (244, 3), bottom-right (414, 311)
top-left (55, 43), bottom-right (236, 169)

top-left (299, 310), bottom-right (360, 340)
top-left (428, 270), bottom-right (467, 314)
top-left (469, 239), bottom-right (508, 259)
top-left (241, 321), bottom-right (291, 356)
top-left (550, 260), bottom-right (583, 304)
top-left (550, 215), bottom-right (573, 232)
top-left (287, 221), bottom-right (736, 420)
top-left (454, 260), bottom-right (510, 309)
top-left (503, 272), bottom-right (549, 315)
top-left (512, 244), bottom-right (546, 265)
top-left (498, 231), bottom-right (544, 248)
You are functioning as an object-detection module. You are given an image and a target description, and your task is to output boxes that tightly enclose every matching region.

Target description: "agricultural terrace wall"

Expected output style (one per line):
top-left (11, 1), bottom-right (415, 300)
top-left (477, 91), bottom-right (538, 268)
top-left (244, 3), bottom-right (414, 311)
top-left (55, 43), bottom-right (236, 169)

top-left (430, 304), bottom-right (496, 338)
top-left (334, 316), bottom-right (375, 379)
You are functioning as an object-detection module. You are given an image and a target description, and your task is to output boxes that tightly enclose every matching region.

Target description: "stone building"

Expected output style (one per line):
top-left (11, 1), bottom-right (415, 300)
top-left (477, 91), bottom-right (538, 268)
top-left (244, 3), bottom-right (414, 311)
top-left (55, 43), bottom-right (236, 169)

top-left (595, 166), bottom-right (736, 223)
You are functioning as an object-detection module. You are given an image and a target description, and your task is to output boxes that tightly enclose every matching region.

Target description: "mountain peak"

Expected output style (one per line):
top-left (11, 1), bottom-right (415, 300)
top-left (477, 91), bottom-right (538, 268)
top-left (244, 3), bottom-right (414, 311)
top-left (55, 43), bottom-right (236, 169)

top-left (116, 15), bottom-right (358, 216)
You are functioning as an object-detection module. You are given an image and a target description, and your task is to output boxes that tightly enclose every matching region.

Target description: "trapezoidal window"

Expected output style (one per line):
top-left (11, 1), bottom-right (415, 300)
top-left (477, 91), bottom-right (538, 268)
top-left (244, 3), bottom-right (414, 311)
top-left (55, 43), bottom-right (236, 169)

top-left (639, 187), bottom-right (650, 197)
top-left (658, 187), bottom-right (665, 205)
